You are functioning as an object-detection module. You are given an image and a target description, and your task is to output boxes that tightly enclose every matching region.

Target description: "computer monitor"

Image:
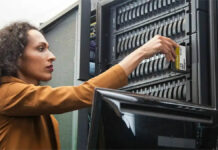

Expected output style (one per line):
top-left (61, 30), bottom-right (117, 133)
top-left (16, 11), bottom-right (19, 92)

top-left (88, 88), bottom-right (217, 149)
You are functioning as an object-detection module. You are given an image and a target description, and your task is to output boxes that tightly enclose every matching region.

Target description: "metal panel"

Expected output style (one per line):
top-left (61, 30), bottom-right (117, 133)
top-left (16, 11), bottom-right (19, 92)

top-left (209, 0), bottom-right (218, 108)
top-left (78, 0), bottom-right (91, 80)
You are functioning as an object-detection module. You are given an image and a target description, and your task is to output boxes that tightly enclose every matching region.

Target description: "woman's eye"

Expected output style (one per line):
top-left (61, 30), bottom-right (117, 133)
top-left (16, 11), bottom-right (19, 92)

top-left (37, 46), bottom-right (45, 52)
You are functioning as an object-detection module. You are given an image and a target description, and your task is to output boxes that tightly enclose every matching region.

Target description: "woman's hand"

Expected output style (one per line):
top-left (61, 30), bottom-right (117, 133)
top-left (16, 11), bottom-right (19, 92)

top-left (119, 35), bottom-right (179, 76)
top-left (138, 35), bottom-right (179, 61)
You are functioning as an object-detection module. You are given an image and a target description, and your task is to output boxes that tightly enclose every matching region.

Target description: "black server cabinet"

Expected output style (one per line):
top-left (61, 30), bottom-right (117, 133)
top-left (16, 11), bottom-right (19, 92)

top-left (87, 0), bottom-right (218, 149)
top-left (95, 0), bottom-right (218, 109)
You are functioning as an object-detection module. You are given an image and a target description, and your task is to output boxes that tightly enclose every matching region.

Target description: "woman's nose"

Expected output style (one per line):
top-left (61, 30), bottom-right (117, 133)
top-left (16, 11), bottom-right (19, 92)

top-left (48, 50), bottom-right (56, 62)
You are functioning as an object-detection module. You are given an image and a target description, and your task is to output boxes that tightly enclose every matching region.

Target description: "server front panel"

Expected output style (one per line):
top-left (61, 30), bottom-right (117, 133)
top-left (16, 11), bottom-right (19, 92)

top-left (97, 0), bottom-right (211, 107)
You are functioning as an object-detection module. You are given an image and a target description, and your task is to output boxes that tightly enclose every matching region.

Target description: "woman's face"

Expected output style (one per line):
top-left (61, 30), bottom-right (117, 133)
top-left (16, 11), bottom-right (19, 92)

top-left (17, 29), bottom-right (56, 85)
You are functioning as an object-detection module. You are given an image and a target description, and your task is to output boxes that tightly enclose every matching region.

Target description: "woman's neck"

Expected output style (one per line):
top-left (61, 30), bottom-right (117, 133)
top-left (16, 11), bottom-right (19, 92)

top-left (17, 71), bottom-right (39, 85)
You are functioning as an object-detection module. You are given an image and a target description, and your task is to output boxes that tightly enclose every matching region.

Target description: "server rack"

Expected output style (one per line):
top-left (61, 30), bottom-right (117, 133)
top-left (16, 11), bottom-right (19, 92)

top-left (87, 0), bottom-right (218, 149)
top-left (96, 0), bottom-right (217, 111)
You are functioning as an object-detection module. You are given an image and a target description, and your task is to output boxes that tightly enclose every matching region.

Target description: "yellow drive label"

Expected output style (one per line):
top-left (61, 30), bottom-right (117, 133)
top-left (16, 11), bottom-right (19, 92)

top-left (175, 46), bottom-right (186, 71)
top-left (175, 47), bottom-right (180, 70)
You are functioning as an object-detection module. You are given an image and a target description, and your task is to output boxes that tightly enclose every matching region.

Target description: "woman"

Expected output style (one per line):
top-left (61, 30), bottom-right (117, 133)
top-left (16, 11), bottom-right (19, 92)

top-left (0, 22), bottom-right (177, 149)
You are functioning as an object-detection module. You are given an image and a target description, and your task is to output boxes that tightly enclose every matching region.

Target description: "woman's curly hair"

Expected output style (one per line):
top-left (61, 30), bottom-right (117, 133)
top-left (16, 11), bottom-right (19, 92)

top-left (0, 21), bottom-right (38, 77)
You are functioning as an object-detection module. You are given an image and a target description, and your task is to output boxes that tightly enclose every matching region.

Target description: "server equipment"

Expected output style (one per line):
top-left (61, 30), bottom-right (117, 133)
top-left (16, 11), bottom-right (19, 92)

top-left (88, 0), bottom-right (218, 149)
top-left (96, 0), bottom-right (211, 106)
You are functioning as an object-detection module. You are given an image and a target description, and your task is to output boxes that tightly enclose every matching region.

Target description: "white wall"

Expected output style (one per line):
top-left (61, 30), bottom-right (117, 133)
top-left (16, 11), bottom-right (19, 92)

top-left (0, 0), bottom-right (78, 29)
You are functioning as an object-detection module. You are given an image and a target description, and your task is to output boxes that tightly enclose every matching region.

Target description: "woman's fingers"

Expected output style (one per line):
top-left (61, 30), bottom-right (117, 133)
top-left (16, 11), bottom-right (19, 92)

top-left (141, 35), bottom-right (178, 60)
top-left (162, 36), bottom-right (179, 48)
top-left (156, 35), bottom-right (177, 61)
top-left (164, 40), bottom-right (177, 58)
top-left (161, 44), bottom-right (175, 62)
top-left (165, 54), bottom-right (170, 62)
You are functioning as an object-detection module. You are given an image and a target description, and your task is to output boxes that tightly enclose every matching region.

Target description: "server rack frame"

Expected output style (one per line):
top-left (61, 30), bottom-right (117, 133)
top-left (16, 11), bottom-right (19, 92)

top-left (95, 0), bottom-right (218, 122)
